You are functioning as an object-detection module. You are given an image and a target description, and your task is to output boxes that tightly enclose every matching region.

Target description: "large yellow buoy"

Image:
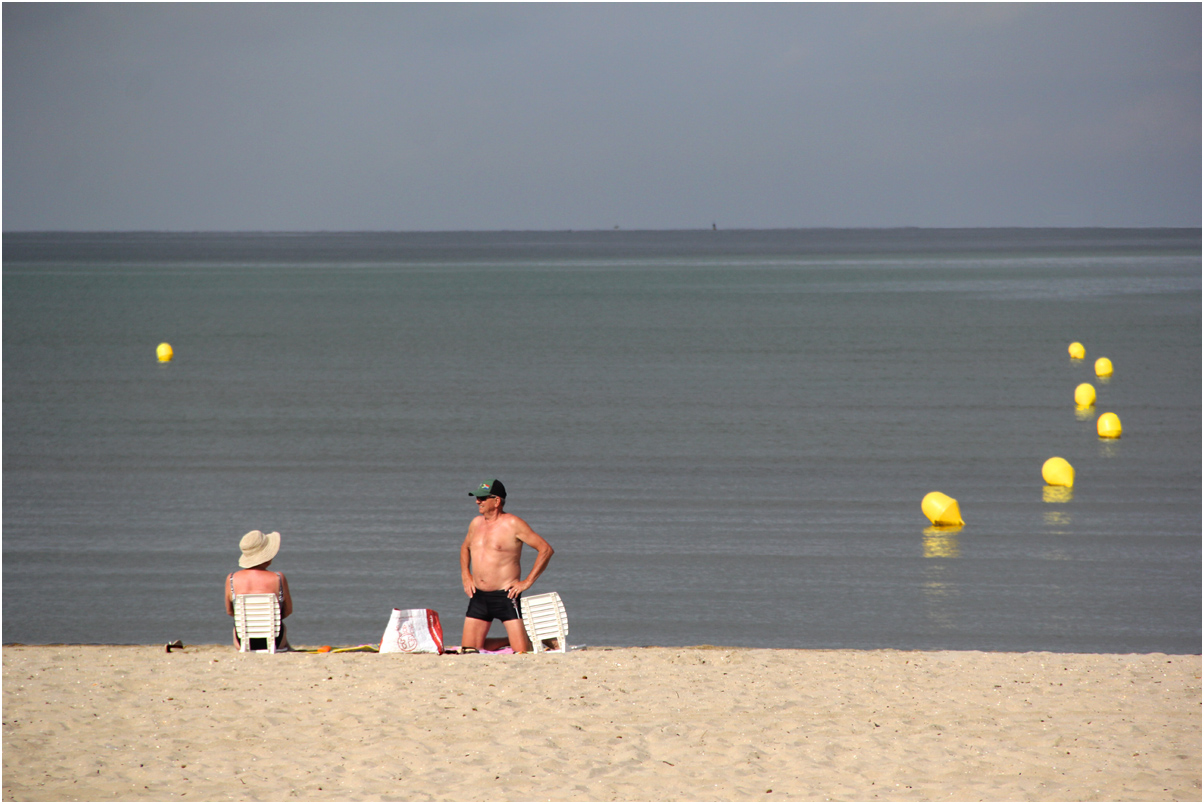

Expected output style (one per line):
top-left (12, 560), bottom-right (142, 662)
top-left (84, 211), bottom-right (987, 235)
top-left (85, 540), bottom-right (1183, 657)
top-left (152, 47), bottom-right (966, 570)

top-left (156, 342), bottom-right (174, 363)
top-left (1094, 356), bottom-right (1112, 377)
top-left (1097, 412), bottom-right (1122, 438)
top-left (1068, 342), bottom-right (1085, 360)
top-left (1074, 382), bottom-right (1096, 407)
top-left (921, 491), bottom-right (964, 527)
top-left (1042, 457), bottom-right (1074, 487)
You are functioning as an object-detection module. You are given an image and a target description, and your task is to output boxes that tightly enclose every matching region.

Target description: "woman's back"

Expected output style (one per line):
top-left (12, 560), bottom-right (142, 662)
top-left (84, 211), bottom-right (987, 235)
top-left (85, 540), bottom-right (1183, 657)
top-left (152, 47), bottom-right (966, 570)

top-left (227, 567), bottom-right (292, 619)
top-left (230, 567), bottom-right (282, 595)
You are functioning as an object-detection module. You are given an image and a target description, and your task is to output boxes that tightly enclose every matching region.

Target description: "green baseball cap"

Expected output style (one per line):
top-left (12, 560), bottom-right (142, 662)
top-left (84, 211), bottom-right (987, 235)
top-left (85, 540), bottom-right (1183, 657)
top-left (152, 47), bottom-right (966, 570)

top-left (470, 479), bottom-right (506, 499)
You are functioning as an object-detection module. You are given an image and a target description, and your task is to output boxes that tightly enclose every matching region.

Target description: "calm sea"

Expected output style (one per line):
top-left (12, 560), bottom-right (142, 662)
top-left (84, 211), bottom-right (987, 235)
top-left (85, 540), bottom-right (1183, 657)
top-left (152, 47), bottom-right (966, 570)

top-left (4, 229), bottom-right (1200, 653)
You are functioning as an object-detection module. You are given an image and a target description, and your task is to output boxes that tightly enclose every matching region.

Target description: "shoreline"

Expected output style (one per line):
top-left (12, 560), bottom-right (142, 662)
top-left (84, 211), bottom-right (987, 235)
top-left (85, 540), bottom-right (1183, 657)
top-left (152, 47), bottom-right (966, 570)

top-left (4, 645), bottom-right (1199, 801)
top-left (6, 641), bottom-right (1201, 654)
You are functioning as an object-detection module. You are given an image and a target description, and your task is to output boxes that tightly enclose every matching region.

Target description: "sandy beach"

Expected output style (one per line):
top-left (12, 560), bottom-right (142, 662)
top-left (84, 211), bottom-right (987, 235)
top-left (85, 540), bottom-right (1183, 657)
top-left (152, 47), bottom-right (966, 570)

top-left (3, 645), bottom-right (1198, 801)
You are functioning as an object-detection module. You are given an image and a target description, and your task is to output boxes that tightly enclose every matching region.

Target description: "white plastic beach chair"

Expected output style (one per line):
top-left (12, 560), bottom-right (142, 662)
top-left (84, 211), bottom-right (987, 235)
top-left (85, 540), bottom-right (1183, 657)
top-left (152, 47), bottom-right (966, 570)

top-left (233, 593), bottom-right (282, 653)
top-left (521, 592), bottom-right (569, 653)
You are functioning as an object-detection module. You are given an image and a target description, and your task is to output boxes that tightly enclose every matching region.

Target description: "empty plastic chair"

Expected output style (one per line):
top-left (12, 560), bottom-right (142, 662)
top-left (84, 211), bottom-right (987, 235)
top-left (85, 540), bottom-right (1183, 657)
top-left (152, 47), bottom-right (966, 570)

top-left (521, 592), bottom-right (569, 653)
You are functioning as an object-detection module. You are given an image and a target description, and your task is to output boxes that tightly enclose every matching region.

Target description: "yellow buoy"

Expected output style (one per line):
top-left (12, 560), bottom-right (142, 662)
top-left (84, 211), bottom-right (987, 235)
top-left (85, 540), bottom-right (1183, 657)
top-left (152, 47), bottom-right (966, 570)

top-left (156, 342), bottom-right (174, 363)
top-left (1094, 356), bottom-right (1112, 377)
top-left (1042, 457), bottom-right (1074, 487)
top-left (921, 491), bottom-right (964, 527)
top-left (1068, 342), bottom-right (1085, 360)
top-left (1097, 412), bottom-right (1122, 439)
top-left (1074, 382), bottom-right (1096, 407)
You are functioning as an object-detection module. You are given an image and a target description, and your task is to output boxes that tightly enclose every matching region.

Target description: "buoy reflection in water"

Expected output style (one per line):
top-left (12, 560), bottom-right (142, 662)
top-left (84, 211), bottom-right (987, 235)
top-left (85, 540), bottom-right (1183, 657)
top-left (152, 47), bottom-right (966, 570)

top-left (1043, 485), bottom-right (1073, 504)
top-left (923, 526), bottom-right (961, 558)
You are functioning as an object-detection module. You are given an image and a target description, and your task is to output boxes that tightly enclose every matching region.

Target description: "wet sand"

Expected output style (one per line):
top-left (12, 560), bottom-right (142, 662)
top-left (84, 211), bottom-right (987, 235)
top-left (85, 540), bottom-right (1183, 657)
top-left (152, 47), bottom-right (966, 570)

top-left (3, 645), bottom-right (1199, 801)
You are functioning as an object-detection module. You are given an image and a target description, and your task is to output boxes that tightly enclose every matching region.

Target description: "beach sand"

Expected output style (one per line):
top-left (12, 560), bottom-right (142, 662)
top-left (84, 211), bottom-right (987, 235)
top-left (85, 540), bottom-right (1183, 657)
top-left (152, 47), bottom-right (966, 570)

top-left (3, 645), bottom-right (1198, 801)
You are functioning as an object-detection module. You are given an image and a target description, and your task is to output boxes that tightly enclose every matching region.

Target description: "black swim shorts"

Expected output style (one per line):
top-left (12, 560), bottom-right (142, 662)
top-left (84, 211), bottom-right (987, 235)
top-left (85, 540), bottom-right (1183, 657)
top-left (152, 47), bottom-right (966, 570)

top-left (465, 589), bottom-right (523, 622)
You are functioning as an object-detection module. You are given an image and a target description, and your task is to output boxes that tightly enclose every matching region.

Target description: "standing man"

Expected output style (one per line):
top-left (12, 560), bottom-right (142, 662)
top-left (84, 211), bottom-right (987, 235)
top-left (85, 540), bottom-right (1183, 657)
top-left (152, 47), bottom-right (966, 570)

top-left (460, 479), bottom-right (554, 653)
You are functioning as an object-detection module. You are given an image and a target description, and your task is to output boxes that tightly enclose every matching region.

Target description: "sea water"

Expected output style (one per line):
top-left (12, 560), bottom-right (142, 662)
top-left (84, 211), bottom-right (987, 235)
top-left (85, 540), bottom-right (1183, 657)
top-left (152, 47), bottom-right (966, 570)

top-left (4, 229), bottom-right (1200, 652)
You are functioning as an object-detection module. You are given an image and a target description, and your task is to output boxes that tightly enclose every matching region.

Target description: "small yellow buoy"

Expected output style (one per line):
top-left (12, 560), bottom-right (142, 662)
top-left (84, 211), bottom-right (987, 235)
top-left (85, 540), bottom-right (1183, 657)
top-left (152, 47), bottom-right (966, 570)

top-left (1068, 342), bottom-right (1085, 360)
top-left (921, 491), bottom-right (964, 527)
top-left (1094, 356), bottom-right (1112, 377)
top-left (1097, 412), bottom-right (1122, 439)
top-left (156, 342), bottom-right (174, 363)
top-left (1074, 382), bottom-right (1096, 407)
top-left (1042, 457), bottom-right (1075, 487)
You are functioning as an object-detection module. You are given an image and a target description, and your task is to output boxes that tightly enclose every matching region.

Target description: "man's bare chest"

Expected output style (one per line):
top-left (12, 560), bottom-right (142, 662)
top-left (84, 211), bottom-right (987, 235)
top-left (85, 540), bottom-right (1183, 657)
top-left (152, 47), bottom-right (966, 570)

top-left (471, 511), bottom-right (527, 553)
top-left (472, 529), bottom-right (522, 554)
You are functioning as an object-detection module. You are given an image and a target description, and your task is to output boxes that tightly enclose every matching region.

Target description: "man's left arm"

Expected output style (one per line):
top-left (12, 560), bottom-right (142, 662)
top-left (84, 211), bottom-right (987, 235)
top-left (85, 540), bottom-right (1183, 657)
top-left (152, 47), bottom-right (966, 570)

top-left (507, 522), bottom-right (554, 598)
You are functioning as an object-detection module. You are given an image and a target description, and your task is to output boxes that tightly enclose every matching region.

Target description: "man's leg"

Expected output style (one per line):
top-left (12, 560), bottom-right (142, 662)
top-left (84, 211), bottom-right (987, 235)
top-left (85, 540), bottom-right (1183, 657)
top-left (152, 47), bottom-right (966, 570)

top-left (461, 617), bottom-right (490, 650)
top-left (502, 617), bottom-right (531, 653)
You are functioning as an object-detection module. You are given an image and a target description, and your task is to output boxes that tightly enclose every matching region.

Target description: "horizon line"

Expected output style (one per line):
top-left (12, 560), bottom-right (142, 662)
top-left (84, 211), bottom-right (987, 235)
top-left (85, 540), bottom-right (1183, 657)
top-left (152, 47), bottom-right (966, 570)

top-left (4, 225), bottom-right (1201, 236)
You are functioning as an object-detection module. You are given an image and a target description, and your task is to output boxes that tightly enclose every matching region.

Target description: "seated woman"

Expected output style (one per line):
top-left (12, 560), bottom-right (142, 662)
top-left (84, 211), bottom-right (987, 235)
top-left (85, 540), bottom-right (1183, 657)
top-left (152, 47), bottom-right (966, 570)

top-left (225, 530), bottom-right (293, 650)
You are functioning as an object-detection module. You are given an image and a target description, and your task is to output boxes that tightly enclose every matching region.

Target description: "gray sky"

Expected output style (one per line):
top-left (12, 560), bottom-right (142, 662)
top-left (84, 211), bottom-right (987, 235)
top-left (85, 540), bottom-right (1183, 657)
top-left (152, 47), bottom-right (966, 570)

top-left (4, 3), bottom-right (1200, 231)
